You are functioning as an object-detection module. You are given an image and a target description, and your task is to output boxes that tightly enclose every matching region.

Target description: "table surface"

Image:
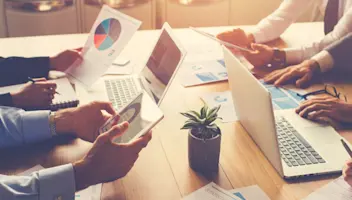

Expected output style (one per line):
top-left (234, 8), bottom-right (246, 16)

top-left (1, 22), bottom-right (352, 200)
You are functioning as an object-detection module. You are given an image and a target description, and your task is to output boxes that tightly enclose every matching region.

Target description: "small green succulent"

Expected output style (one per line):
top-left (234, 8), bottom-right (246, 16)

top-left (180, 104), bottom-right (222, 140)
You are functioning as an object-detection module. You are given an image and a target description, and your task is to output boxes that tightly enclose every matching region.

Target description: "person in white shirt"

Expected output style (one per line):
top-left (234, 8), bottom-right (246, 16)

top-left (217, 0), bottom-right (352, 88)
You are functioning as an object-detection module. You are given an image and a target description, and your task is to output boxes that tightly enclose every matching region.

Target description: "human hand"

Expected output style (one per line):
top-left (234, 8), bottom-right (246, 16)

top-left (295, 97), bottom-right (352, 128)
top-left (55, 101), bottom-right (116, 142)
top-left (216, 28), bottom-right (254, 48)
top-left (241, 43), bottom-right (274, 68)
top-left (264, 59), bottom-right (321, 88)
top-left (11, 78), bottom-right (57, 109)
top-left (50, 48), bottom-right (83, 72)
top-left (73, 122), bottom-right (152, 190)
top-left (343, 159), bottom-right (352, 187)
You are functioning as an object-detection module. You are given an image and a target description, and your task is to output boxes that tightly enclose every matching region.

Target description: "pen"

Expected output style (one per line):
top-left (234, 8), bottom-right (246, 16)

top-left (341, 139), bottom-right (352, 158)
top-left (28, 77), bottom-right (60, 95)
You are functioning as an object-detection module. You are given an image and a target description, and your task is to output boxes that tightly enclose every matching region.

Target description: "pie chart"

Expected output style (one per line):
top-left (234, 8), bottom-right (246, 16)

top-left (94, 18), bottom-right (121, 51)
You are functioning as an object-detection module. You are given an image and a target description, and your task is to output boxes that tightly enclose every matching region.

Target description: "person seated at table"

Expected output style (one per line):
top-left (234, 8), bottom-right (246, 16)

top-left (0, 101), bottom-right (152, 200)
top-left (0, 49), bottom-right (82, 109)
top-left (217, 0), bottom-right (352, 79)
top-left (266, 33), bottom-right (352, 128)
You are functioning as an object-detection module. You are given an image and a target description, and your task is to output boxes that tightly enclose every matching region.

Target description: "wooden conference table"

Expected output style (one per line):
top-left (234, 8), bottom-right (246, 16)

top-left (1, 22), bottom-right (352, 200)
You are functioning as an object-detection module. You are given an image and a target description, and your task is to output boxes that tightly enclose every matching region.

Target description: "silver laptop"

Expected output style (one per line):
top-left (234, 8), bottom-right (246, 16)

top-left (223, 46), bottom-right (350, 179)
top-left (105, 22), bottom-right (186, 109)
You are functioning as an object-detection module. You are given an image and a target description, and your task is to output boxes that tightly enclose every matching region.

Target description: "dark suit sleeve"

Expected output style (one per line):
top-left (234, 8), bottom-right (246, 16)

top-left (0, 93), bottom-right (13, 106)
top-left (0, 57), bottom-right (51, 87)
top-left (326, 33), bottom-right (352, 71)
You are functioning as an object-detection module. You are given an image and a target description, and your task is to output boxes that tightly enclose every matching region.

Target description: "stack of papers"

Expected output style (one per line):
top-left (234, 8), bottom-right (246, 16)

top-left (183, 182), bottom-right (270, 200)
top-left (303, 176), bottom-right (352, 200)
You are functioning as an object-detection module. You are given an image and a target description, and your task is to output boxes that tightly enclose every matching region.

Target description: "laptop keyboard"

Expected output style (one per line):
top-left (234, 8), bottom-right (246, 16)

top-left (105, 78), bottom-right (140, 110)
top-left (276, 117), bottom-right (326, 167)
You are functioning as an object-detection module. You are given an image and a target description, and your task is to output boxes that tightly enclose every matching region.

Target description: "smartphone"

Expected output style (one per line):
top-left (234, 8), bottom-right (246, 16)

top-left (99, 91), bottom-right (164, 143)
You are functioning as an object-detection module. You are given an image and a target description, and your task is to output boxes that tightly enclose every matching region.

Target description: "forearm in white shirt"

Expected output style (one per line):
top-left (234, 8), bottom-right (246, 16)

top-left (284, 5), bottom-right (352, 64)
top-left (251, 0), bottom-right (315, 43)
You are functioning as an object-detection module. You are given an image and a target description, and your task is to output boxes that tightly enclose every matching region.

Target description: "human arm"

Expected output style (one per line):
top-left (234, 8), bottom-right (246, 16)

top-left (0, 101), bottom-right (116, 148)
top-left (0, 49), bottom-right (82, 87)
top-left (294, 97), bottom-right (352, 128)
top-left (284, 6), bottom-right (352, 64)
top-left (264, 33), bottom-right (352, 88)
top-left (0, 122), bottom-right (152, 199)
top-left (217, 0), bottom-right (312, 46)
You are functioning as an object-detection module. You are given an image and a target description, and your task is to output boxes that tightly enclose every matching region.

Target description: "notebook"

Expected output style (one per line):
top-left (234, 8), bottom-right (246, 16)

top-left (0, 77), bottom-right (79, 111)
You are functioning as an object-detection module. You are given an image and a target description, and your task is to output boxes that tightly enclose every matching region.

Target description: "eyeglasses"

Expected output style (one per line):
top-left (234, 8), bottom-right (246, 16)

top-left (296, 85), bottom-right (348, 102)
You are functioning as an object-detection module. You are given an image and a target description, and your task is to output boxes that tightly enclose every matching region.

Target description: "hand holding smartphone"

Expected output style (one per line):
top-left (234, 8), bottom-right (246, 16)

top-left (99, 91), bottom-right (164, 143)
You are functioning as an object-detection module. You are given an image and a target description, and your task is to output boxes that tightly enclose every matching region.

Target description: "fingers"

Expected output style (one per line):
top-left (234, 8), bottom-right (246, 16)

top-left (97, 122), bottom-right (129, 144)
top-left (127, 131), bottom-right (152, 153)
top-left (296, 72), bottom-right (313, 88)
top-left (74, 47), bottom-right (83, 52)
top-left (263, 69), bottom-right (286, 84)
top-left (251, 43), bottom-right (267, 52)
top-left (107, 122), bottom-right (129, 140)
top-left (32, 77), bottom-right (47, 82)
top-left (297, 103), bottom-right (331, 118)
top-left (272, 70), bottom-right (301, 86)
top-left (92, 101), bottom-right (116, 115)
top-left (296, 98), bottom-right (334, 114)
top-left (36, 81), bottom-right (57, 89)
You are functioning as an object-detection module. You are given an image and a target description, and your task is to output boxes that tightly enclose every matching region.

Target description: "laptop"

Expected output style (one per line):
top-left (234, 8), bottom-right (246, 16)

top-left (223, 46), bottom-right (350, 179)
top-left (104, 22), bottom-right (186, 109)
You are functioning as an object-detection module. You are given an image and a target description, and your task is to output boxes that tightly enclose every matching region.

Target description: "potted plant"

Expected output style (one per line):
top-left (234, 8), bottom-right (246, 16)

top-left (181, 104), bottom-right (222, 172)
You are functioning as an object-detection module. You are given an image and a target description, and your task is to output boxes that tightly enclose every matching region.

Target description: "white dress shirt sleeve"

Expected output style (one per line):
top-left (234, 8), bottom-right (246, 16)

top-left (0, 164), bottom-right (75, 200)
top-left (311, 50), bottom-right (334, 72)
top-left (284, 6), bottom-right (352, 64)
top-left (251, 0), bottom-right (315, 43)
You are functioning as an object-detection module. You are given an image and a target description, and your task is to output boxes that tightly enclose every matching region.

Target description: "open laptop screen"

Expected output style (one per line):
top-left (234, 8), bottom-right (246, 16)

top-left (140, 29), bottom-right (182, 104)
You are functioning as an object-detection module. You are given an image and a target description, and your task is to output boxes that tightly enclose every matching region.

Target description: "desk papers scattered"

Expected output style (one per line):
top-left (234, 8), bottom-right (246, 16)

top-left (230, 185), bottom-right (270, 200)
top-left (181, 59), bottom-right (228, 87)
top-left (303, 176), bottom-right (352, 200)
top-left (19, 165), bottom-right (102, 200)
top-left (183, 182), bottom-right (242, 200)
top-left (66, 5), bottom-right (141, 88)
top-left (201, 91), bottom-right (237, 123)
top-left (201, 83), bottom-right (304, 123)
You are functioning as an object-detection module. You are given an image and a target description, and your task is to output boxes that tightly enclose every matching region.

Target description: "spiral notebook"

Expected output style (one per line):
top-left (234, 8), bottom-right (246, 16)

top-left (0, 77), bottom-right (79, 111)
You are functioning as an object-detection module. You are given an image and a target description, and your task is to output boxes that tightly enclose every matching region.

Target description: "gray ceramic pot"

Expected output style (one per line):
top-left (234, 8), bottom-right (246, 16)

top-left (188, 129), bottom-right (221, 172)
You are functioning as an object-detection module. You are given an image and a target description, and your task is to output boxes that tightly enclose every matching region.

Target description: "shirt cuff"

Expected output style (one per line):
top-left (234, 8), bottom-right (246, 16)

top-left (0, 93), bottom-right (13, 106)
top-left (284, 47), bottom-right (305, 64)
top-left (311, 50), bottom-right (335, 73)
top-left (21, 110), bottom-right (52, 144)
top-left (38, 164), bottom-right (76, 200)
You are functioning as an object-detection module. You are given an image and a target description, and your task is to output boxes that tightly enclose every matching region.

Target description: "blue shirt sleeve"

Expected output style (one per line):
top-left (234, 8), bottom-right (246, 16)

top-left (0, 106), bottom-right (52, 148)
top-left (0, 164), bottom-right (76, 200)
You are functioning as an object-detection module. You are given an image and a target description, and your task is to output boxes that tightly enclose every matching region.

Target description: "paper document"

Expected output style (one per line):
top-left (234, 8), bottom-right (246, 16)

top-left (182, 59), bottom-right (228, 87)
top-left (183, 182), bottom-right (242, 200)
top-left (201, 91), bottom-right (237, 123)
top-left (230, 185), bottom-right (271, 200)
top-left (261, 81), bottom-right (305, 110)
top-left (303, 176), bottom-right (352, 200)
top-left (18, 165), bottom-right (102, 200)
top-left (66, 5), bottom-right (141, 88)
